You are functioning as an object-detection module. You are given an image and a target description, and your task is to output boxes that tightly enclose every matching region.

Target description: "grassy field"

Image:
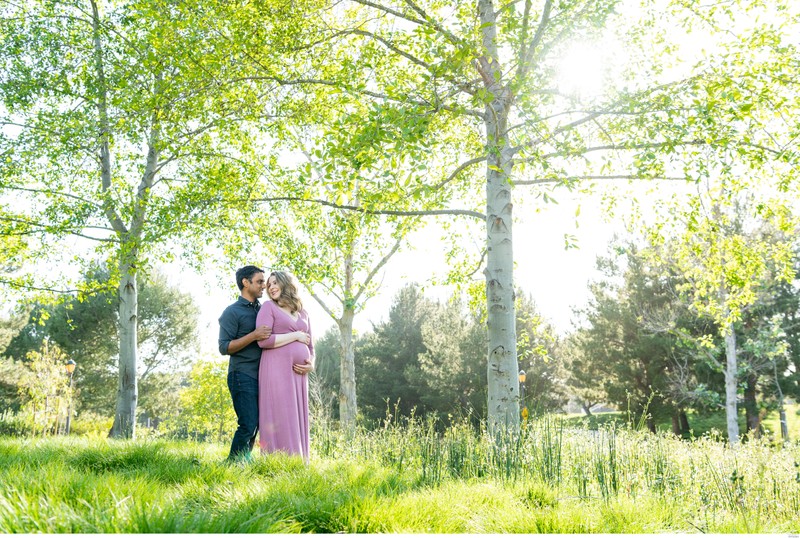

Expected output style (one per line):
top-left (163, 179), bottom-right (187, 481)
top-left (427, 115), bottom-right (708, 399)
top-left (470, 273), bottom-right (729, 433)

top-left (1, 415), bottom-right (799, 533)
top-left (564, 403), bottom-right (800, 442)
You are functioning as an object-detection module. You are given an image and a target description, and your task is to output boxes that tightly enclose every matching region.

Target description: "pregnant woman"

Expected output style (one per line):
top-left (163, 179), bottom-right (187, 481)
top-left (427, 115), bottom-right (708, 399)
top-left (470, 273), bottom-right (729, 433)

top-left (256, 270), bottom-right (315, 462)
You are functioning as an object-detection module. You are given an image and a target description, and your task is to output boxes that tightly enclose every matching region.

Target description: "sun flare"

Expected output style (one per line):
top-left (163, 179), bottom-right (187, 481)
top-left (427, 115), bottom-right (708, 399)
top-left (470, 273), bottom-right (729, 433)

top-left (556, 42), bottom-right (609, 100)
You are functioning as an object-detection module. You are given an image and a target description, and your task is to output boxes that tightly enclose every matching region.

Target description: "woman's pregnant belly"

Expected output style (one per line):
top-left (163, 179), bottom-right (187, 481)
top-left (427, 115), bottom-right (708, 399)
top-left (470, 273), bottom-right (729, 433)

top-left (275, 340), bottom-right (310, 366)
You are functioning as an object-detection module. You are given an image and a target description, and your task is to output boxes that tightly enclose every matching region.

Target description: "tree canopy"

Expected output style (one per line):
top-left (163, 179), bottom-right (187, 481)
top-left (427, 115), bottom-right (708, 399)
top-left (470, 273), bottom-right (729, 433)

top-left (1, 0), bottom-right (799, 437)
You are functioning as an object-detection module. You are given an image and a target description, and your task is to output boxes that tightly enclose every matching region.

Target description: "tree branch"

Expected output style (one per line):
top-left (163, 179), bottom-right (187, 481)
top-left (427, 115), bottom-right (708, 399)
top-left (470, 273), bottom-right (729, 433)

top-left (0, 278), bottom-right (96, 295)
top-left (91, 0), bottom-right (126, 236)
top-left (1, 185), bottom-right (103, 209)
top-left (402, 0), bottom-right (469, 47)
top-left (251, 196), bottom-right (487, 220)
top-left (1, 216), bottom-right (118, 242)
top-left (467, 248), bottom-right (488, 279)
top-left (346, 28), bottom-right (478, 97)
top-left (516, 0), bottom-right (553, 83)
top-left (433, 155), bottom-right (488, 190)
top-left (353, 237), bottom-right (403, 305)
top-left (308, 289), bottom-right (340, 322)
top-left (351, 0), bottom-right (467, 48)
top-left (0, 122), bottom-right (96, 153)
top-left (351, 0), bottom-right (426, 26)
top-left (512, 139), bottom-right (708, 163)
top-left (245, 75), bottom-right (485, 118)
top-left (512, 174), bottom-right (689, 186)
top-left (510, 75), bottom-right (710, 153)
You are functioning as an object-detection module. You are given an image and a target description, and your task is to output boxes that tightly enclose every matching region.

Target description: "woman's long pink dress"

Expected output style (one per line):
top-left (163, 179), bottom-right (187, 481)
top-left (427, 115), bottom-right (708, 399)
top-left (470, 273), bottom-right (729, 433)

top-left (256, 300), bottom-right (313, 461)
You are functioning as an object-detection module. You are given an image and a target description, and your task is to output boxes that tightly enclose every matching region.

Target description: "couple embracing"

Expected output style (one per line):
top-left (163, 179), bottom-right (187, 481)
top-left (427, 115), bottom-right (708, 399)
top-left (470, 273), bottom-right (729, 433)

top-left (218, 266), bottom-right (314, 463)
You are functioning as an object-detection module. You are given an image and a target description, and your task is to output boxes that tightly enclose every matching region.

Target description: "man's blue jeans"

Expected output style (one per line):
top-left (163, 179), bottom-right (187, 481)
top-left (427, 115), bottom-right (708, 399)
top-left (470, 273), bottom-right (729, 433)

top-left (227, 370), bottom-right (259, 460)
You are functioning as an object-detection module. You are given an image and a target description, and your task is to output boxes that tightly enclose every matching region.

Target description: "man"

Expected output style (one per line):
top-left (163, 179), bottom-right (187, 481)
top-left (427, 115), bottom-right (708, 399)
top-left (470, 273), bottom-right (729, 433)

top-left (218, 265), bottom-right (271, 461)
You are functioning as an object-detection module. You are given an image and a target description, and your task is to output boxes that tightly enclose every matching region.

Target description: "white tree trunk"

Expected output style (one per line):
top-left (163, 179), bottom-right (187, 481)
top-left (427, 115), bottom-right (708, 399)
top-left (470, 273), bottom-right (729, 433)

top-left (479, 0), bottom-right (519, 435)
top-left (724, 323), bottom-right (739, 447)
top-left (110, 263), bottom-right (138, 438)
top-left (338, 309), bottom-right (357, 432)
top-left (338, 247), bottom-right (358, 432)
top-left (484, 148), bottom-right (519, 434)
top-left (306, 232), bottom-right (400, 433)
top-left (92, 0), bottom-right (146, 439)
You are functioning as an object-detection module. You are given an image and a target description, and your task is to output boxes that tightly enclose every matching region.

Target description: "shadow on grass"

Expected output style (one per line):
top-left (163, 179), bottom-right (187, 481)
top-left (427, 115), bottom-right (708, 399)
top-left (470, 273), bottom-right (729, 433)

top-left (0, 437), bottom-right (226, 486)
top-left (137, 456), bottom-right (414, 533)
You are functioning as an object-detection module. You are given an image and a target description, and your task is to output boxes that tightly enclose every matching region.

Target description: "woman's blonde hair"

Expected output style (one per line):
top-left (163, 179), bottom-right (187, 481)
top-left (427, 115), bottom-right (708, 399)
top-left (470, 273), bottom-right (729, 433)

top-left (270, 270), bottom-right (303, 314)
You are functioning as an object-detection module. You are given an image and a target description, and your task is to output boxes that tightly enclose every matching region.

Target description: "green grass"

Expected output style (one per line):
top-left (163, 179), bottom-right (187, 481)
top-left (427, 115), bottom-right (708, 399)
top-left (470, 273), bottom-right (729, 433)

top-left (762, 403), bottom-right (800, 439)
top-left (563, 403), bottom-right (800, 442)
top-left (1, 417), bottom-right (799, 533)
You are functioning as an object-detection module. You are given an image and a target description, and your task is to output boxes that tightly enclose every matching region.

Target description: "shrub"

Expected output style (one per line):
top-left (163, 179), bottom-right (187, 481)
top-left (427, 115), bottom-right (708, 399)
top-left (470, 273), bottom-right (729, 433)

top-left (0, 410), bottom-right (27, 437)
top-left (68, 412), bottom-right (114, 438)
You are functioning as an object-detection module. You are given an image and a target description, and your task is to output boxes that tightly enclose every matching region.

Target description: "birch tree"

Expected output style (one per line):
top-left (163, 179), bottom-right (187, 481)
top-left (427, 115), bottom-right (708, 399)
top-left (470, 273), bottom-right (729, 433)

top-left (646, 187), bottom-right (797, 446)
top-left (0, 0), bottom-right (305, 437)
top-left (291, 0), bottom-right (800, 433)
top-left (2, 268), bottom-right (199, 417)
top-left (248, 91), bottom-right (465, 430)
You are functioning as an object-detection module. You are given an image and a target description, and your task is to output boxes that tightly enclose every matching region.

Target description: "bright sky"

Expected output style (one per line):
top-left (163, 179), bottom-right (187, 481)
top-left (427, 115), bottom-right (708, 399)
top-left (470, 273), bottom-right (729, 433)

top-left (14, 0), bottom-right (781, 355)
top-left (183, 20), bottom-right (644, 351)
top-left (182, 186), bottom-right (623, 354)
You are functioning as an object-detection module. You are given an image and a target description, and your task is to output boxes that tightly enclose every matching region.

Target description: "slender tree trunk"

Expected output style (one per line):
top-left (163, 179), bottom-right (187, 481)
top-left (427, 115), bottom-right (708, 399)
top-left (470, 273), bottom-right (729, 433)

top-left (337, 308), bottom-right (357, 433)
top-left (92, 0), bottom-right (139, 439)
top-left (64, 375), bottom-right (73, 435)
top-left (778, 407), bottom-right (789, 441)
top-left (671, 414), bottom-right (680, 436)
top-left (335, 246), bottom-right (357, 432)
top-left (30, 401), bottom-right (36, 436)
top-left (304, 230), bottom-right (402, 434)
top-left (743, 370), bottom-right (761, 438)
top-left (679, 410), bottom-right (690, 434)
top-left (479, 0), bottom-right (519, 435)
top-left (107, 120), bottom-right (158, 440)
top-left (724, 322), bottom-right (739, 447)
top-left (110, 262), bottom-right (138, 438)
top-left (42, 396), bottom-right (50, 437)
top-left (581, 403), bottom-right (593, 417)
top-left (773, 359), bottom-right (789, 441)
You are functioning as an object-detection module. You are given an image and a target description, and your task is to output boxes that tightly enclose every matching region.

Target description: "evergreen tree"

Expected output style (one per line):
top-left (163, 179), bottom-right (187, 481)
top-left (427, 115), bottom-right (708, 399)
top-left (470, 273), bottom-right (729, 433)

top-left (572, 240), bottom-right (686, 432)
top-left (309, 327), bottom-right (343, 421)
top-left (414, 298), bottom-right (487, 423)
top-left (515, 293), bottom-right (568, 415)
top-left (355, 285), bottom-right (435, 424)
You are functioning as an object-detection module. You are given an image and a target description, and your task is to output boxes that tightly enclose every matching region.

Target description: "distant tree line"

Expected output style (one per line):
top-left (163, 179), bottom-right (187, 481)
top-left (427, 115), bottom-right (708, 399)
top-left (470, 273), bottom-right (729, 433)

top-left (2, 223), bottom-right (797, 442)
top-left (310, 225), bottom-right (799, 440)
top-left (310, 284), bottom-right (567, 428)
top-left (566, 226), bottom-right (800, 440)
top-left (0, 267), bottom-right (198, 435)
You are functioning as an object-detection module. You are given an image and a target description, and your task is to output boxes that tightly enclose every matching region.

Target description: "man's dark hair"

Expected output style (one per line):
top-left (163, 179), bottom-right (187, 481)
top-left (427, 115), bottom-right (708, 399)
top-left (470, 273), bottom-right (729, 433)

top-left (235, 265), bottom-right (264, 291)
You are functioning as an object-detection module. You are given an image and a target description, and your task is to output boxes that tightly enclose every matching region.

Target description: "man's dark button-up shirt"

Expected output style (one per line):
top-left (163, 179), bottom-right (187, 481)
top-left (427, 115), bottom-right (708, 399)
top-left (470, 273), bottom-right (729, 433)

top-left (218, 296), bottom-right (262, 379)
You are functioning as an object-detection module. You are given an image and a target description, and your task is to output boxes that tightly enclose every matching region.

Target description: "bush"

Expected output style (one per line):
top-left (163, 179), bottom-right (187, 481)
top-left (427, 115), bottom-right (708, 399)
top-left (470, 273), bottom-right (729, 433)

top-left (160, 359), bottom-right (234, 443)
top-left (0, 410), bottom-right (27, 437)
top-left (68, 412), bottom-right (114, 438)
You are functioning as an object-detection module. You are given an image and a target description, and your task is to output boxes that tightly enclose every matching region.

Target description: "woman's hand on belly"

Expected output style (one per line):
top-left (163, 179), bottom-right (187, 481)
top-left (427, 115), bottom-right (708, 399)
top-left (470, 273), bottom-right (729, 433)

top-left (292, 331), bottom-right (311, 345)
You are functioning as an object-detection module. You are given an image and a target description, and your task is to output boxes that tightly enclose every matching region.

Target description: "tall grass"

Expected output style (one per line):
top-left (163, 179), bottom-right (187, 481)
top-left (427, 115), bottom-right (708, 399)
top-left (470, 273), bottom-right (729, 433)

top-left (315, 414), bottom-right (800, 531)
top-left (1, 415), bottom-right (799, 533)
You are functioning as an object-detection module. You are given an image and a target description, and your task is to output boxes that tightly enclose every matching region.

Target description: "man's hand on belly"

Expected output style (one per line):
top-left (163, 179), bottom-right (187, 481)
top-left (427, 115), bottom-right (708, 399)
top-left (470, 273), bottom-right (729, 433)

top-left (292, 359), bottom-right (314, 376)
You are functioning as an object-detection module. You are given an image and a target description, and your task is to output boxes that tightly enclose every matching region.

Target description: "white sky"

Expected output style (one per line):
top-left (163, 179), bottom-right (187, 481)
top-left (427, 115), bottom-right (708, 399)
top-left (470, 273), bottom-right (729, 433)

top-left (181, 186), bottom-right (623, 353)
top-left (181, 11), bottom-right (663, 352)
top-left (12, 0), bottom-right (791, 356)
